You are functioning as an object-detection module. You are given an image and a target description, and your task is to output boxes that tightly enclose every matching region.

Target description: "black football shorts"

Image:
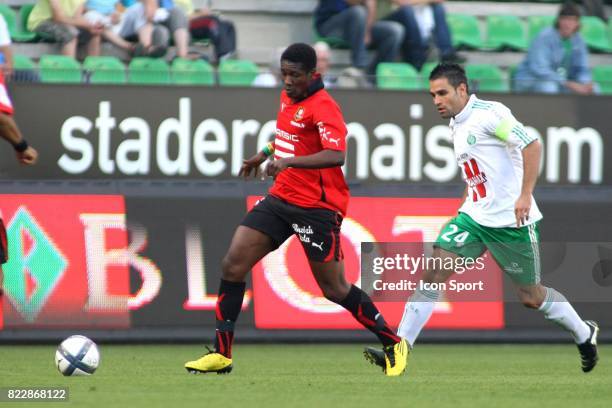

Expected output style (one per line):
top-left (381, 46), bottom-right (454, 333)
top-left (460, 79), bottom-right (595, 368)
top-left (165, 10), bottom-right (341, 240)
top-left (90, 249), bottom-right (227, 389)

top-left (241, 195), bottom-right (343, 262)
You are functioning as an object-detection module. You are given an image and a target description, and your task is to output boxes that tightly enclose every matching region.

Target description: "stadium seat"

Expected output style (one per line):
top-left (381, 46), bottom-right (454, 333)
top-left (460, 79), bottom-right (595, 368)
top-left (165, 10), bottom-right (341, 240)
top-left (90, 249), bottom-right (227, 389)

top-left (447, 14), bottom-right (483, 50)
top-left (420, 62), bottom-right (437, 89)
top-left (592, 65), bottom-right (612, 95)
top-left (39, 55), bottom-right (82, 83)
top-left (485, 15), bottom-right (528, 51)
top-left (128, 58), bottom-right (170, 85)
top-left (171, 58), bottom-right (215, 85)
top-left (12, 54), bottom-right (36, 70)
top-left (465, 64), bottom-right (509, 93)
top-left (527, 15), bottom-right (555, 42)
top-left (0, 5), bottom-right (17, 35)
top-left (83, 56), bottom-right (126, 84)
top-left (218, 59), bottom-right (259, 86)
top-left (14, 4), bottom-right (38, 42)
top-left (376, 63), bottom-right (421, 90)
top-left (580, 16), bottom-right (612, 52)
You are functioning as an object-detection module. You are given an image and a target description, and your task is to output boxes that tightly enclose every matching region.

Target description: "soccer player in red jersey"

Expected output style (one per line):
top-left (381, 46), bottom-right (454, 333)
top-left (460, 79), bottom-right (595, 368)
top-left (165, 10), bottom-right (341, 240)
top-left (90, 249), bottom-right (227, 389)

top-left (0, 68), bottom-right (38, 328)
top-left (185, 43), bottom-right (408, 376)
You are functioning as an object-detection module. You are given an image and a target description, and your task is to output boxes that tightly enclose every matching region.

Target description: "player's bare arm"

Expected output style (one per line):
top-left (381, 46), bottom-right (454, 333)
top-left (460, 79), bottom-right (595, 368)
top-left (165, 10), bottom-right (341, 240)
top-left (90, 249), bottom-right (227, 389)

top-left (0, 112), bottom-right (38, 165)
top-left (515, 139), bottom-right (541, 226)
top-left (265, 149), bottom-right (344, 177)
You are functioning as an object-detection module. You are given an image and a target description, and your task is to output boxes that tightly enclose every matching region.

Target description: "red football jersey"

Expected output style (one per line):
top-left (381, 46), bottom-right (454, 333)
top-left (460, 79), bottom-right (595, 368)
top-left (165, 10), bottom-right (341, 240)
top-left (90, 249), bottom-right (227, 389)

top-left (269, 88), bottom-right (350, 215)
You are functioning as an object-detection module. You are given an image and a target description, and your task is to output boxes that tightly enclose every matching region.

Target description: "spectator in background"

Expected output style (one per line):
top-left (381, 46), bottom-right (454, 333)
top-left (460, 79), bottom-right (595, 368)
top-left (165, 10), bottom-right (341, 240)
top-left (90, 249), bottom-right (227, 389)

top-left (514, 2), bottom-right (595, 95)
top-left (118, 0), bottom-right (167, 57)
top-left (27, 0), bottom-right (104, 58)
top-left (252, 47), bottom-right (283, 87)
top-left (314, 0), bottom-right (404, 78)
top-left (382, 0), bottom-right (465, 70)
top-left (313, 41), bottom-right (337, 88)
top-left (142, 0), bottom-right (190, 59)
top-left (174, 0), bottom-right (237, 61)
top-left (84, 0), bottom-right (141, 54)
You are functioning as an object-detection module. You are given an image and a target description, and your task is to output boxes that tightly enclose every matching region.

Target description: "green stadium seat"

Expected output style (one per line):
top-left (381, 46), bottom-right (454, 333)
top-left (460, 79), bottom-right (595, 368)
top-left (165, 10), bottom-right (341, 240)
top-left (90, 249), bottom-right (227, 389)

top-left (420, 62), bottom-right (438, 89)
top-left (128, 58), bottom-right (170, 84)
top-left (0, 4), bottom-right (19, 39)
top-left (14, 4), bottom-right (38, 42)
top-left (527, 15), bottom-right (555, 42)
top-left (465, 64), bottom-right (509, 93)
top-left (376, 63), bottom-right (421, 90)
top-left (12, 54), bottom-right (36, 70)
top-left (580, 16), bottom-right (612, 52)
top-left (218, 59), bottom-right (259, 86)
top-left (84, 56), bottom-right (126, 84)
top-left (485, 15), bottom-right (528, 51)
top-left (39, 55), bottom-right (82, 83)
top-left (447, 14), bottom-right (483, 50)
top-left (592, 65), bottom-right (612, 95)
top-left (172, 58), bottom-right (215, 85)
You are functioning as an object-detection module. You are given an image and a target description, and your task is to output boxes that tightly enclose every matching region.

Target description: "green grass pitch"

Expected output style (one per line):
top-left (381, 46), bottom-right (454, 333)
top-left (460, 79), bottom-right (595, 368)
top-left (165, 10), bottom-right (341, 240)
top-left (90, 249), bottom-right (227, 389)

top-left (0, 344), bottom-right (610, 407)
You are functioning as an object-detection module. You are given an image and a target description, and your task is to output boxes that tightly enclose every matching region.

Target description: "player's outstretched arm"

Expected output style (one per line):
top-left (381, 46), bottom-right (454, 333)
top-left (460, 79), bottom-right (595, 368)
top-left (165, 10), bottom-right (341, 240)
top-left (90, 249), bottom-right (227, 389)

top-left (265, 149), bottom-right (344, 178)
top-left (515, 139), bottom-right (541, 226)
top-left (0, 112), bottom-right (38, 165)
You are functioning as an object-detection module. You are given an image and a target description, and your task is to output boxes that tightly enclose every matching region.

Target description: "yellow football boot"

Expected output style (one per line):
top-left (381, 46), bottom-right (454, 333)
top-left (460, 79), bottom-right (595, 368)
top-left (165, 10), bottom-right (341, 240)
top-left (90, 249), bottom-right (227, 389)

top-left (185, 348), bottom-right (233, 374)
top-left (384, 339), bottom-right (409, 377)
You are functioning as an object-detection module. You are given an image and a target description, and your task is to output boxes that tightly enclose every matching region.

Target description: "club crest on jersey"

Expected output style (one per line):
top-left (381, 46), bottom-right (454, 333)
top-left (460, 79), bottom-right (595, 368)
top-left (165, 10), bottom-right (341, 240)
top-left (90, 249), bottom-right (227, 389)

top-left (294, 106), bottom-right (305, 122)
top-left (467, 134), bottom-right (476, 145)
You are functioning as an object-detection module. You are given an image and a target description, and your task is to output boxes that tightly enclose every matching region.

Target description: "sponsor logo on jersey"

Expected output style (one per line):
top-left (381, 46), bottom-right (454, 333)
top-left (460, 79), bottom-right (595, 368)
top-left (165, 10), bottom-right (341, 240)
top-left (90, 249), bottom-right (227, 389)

top-left (467, 134), bottom-right (476, 145)
top-left (275, 128), bottom-right (299, 142)
top-left (294, 106), bottom-right (305, 122)
top-left (290, 120), bottom-right (305, 128)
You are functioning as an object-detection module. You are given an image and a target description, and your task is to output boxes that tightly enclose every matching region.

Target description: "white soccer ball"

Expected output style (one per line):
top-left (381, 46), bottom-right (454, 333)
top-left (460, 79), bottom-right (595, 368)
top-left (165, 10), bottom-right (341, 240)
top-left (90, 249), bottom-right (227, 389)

top-left (55, 335), bottom-right (100, 376)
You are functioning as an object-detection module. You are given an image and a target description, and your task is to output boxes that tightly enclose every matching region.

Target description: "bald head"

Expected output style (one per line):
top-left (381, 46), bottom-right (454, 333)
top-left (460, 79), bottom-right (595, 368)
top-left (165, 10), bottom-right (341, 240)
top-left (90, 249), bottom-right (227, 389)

top-left (313, 41), bottom-right (331, 75)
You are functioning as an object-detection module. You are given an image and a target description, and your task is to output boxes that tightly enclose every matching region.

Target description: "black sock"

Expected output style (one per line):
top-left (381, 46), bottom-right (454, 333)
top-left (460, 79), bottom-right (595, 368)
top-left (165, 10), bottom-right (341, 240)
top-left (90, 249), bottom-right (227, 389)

top-left (214, 279), bottom-right (246, 358)
top-left (339, 285), bottom-right (401, 347)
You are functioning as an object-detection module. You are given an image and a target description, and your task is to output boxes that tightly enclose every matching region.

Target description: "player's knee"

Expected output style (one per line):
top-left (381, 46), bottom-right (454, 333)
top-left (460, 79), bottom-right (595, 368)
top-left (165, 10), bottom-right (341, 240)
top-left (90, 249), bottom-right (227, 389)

top-left (347, 5), bottom-right (367, 23)
top-left (221, 254), bottom-right (245, 281)
top-left (320, 282), bottom-right (345, 303)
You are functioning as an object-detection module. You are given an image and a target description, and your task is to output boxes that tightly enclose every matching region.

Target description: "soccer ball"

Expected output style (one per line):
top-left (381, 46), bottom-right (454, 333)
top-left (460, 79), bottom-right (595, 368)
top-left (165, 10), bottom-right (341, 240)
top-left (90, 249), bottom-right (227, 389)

top-left (55, 335), bottom-right (100, 376)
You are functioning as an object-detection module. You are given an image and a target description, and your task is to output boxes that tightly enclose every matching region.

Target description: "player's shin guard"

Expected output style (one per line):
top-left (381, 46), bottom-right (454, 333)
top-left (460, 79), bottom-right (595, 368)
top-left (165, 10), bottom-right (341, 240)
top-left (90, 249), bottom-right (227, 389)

top-left (214, 279), bottom-right (246, 358)
top-left (538, 287), bottom-right (590, 344)
top-left (339, 285), bottom-right (401, 347)
top-left (397, 288), bottom-right (439, 346)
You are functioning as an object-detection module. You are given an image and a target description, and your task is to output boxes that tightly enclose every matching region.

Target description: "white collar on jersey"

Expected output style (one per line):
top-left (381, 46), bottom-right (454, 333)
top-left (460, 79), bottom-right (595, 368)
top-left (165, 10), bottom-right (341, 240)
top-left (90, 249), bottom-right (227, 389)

top-left (453, 94), bottom-right (477, 124)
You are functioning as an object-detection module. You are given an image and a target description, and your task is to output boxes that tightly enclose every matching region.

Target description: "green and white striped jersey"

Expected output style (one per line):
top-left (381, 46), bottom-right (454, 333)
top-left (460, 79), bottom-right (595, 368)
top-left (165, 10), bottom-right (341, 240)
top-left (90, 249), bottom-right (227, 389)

top-left (449, 94), bottom-right (543, 228)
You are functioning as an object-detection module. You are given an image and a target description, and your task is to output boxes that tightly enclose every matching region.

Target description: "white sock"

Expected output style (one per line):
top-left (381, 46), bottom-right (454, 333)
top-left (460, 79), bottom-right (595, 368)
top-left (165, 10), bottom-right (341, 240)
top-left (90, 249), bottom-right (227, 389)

top-left (538, 287), bottom-right (590, 344)
top-left (397, 288), bottom-right (439, 346)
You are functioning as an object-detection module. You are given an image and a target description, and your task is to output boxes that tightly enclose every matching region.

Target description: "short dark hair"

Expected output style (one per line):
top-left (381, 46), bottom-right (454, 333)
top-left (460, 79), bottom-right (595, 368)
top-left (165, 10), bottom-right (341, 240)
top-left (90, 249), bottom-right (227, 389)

top-left (558, 1), bottom-right (581, 18)
top-left (281, 43), bottom-right (317, 73)
top-left (429, 63), bottom-right (469, 91)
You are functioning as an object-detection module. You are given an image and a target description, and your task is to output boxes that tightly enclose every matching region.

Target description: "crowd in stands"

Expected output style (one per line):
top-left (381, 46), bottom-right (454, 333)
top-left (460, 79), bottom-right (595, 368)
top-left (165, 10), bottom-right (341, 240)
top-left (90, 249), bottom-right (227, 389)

top-left (0, 0), bottom-right (610, 93)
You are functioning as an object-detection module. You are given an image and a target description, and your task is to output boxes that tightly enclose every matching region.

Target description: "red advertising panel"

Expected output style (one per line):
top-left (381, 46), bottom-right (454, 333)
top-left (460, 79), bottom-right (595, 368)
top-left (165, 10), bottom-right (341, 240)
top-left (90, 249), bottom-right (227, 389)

top-left (0, 195), bottom-right (129, 328)
top-left (250, 197), bottom-right (504, 330)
